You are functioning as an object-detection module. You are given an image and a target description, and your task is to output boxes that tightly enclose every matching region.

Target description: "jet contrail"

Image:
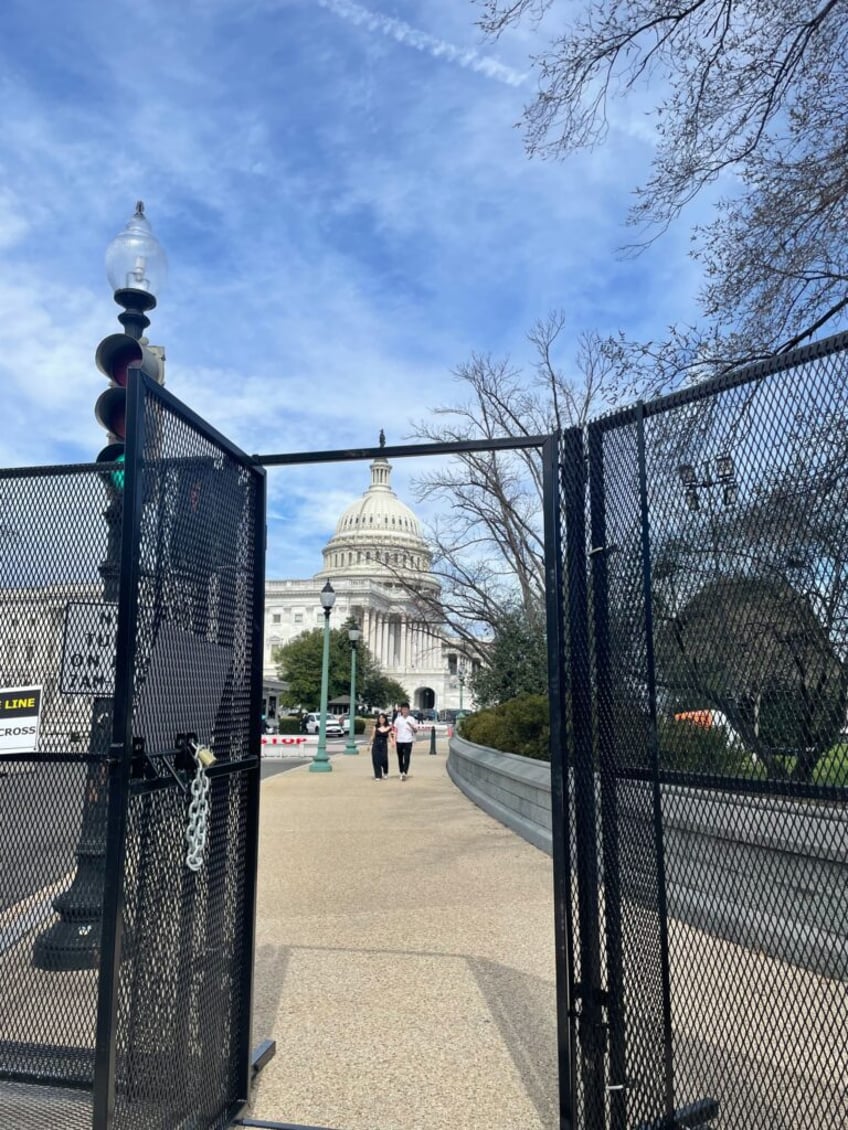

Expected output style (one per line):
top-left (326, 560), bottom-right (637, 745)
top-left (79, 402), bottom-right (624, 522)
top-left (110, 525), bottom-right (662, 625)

top-left (317, 0), bottom-right (527, 87)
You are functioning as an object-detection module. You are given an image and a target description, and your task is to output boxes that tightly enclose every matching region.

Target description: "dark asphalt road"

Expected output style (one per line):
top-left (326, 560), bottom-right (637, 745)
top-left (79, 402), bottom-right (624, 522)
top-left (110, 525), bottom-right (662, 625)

top-left (260, 757), bottom-right (310, 779)
top-left (0, 756), bottom-right (309, 918)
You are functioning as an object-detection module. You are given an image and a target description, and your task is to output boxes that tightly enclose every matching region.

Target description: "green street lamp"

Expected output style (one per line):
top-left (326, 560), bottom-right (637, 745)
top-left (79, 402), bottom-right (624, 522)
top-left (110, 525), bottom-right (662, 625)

top-left (344, 622), bottom-right (361, 754)
top-left (309, 581), bottom-right (336, 773)
top-left (456, 661), bottom-right (467, 725)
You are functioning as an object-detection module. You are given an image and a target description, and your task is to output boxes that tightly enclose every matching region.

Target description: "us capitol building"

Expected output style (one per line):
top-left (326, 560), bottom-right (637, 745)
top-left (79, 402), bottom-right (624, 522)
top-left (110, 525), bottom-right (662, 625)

top-left (263, 449), bottom-right (471, 719)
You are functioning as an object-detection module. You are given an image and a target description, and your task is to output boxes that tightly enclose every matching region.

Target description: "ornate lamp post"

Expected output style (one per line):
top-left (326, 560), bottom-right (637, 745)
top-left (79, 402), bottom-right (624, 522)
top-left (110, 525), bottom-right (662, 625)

top-left (309, 581), bottom-right (336, 773)
top-left (344, 622), bottom-right (361, 754)
top-left (33, 204), bottom-right (167, 971)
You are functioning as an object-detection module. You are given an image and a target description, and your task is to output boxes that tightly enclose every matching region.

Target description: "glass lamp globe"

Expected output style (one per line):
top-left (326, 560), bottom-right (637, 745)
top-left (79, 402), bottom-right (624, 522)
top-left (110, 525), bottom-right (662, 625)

top-left (105, 201), bottom-right (168, 296)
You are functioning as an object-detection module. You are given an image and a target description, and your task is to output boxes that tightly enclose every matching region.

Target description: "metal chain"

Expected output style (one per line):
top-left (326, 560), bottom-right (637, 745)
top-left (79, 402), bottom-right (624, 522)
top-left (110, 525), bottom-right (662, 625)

top-left (185, 743), bottom-right (213, 872)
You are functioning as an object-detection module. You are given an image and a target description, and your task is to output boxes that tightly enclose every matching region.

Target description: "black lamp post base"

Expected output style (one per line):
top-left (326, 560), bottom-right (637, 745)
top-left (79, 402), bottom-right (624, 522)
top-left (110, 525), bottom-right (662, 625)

top-left (32, 919), bottom-right (100, 972)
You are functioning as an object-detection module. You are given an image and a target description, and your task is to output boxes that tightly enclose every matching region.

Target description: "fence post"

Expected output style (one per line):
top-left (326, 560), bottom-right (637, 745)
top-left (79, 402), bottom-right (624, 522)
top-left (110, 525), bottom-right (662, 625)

top-left (542, 430), bottom-right (580, 1129)
top-left (562, 426), bottom-right (607, 1129)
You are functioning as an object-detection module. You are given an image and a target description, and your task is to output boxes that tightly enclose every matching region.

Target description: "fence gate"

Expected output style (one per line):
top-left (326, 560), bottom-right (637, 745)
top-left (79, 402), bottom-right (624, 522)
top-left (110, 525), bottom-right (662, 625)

top-left (556, 333), bottom-right (848, 1128)
top-left (0, 371), bottom-right (266, 1128)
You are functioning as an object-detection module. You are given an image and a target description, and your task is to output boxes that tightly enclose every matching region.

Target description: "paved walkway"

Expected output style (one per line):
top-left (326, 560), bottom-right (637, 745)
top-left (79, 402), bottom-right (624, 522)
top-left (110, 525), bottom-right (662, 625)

top-left (247, 734), bottom-right (559, 1130)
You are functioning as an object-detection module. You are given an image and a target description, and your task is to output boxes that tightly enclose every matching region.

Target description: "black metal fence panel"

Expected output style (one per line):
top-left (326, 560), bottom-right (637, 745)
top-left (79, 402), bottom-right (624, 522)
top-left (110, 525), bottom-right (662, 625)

top-left (0, 464), bottom-right (118, 1127)
top-left (0, 372), bottom-right (265, 1129)
top-left (578, 333), bottom-right (848, 1128)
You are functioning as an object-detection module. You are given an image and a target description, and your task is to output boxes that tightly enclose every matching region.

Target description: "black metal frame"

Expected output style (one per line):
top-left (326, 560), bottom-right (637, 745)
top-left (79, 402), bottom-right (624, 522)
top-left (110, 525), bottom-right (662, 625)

top-left (0, 372), bottom-right (267, 1129)
top-left (575, 328), bottom-right (848, 1128)
top-left (254, 431), bottom-right (578, 1130)
top-left (4, 325), bottom-right (844, 1129)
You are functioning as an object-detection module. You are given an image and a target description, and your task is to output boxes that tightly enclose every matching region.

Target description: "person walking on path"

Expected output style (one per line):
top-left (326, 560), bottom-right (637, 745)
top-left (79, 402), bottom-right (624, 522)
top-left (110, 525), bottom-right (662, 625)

top-left (392, 702), bottom-right (419, 780)
top-left (370, 713), bottom-right (393, 779)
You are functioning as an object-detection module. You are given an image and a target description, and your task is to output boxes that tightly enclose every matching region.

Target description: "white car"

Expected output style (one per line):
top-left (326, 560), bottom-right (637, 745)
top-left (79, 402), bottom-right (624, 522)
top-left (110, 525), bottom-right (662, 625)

top-left (303, 712), bottom-right (344, 737)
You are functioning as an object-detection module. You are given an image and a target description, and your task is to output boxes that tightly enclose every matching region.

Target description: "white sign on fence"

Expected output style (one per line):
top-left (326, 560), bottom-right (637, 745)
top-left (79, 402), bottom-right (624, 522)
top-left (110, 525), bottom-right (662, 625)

top-left (0, 686), bottom-right (42, 755)
top-left (61, 601), bottom-right (118, 695)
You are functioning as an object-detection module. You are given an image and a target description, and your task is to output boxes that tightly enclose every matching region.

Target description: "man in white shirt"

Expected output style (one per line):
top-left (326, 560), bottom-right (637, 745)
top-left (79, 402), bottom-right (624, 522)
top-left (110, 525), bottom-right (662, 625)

top-left (392, 702), bottom-right (419, 780)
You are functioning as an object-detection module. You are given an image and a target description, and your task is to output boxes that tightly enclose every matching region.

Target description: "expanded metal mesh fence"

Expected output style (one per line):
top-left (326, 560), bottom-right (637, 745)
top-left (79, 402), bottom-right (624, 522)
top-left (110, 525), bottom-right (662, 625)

top-left (110, 377), bottom-right (264, 1130)
top-left (0, 372), bottom-right (265, 1129)
top-left (0, 464), bottom-right (117, 1127)
top-left (563, 333), bottom-right (848, 1128)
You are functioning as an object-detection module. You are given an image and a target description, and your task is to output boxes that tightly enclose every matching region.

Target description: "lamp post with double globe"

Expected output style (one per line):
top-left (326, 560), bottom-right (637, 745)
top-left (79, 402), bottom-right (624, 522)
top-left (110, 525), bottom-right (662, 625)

top-left (309, 581), bottom-right (336, 773)
top-left (344, 622), bottom-right (361, 754)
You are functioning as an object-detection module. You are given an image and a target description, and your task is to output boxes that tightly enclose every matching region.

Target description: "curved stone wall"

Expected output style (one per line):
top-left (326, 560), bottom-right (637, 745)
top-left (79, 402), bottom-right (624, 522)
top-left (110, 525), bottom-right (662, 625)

top-left (447, 736), bottom-right (847, 978)
top-left (447, 735), bottom-right (552, 855)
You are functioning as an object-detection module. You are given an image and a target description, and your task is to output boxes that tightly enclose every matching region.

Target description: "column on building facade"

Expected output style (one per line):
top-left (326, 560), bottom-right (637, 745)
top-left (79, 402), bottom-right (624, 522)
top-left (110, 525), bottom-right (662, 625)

top-left (400, 618), bottom-right (408, 670)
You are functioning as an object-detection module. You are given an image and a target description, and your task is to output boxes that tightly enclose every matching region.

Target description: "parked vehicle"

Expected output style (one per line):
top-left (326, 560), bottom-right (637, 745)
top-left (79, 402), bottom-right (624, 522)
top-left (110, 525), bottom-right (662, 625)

top-left (302, 712), bottom-right (344, 737)
top-left (673, 709), bottom-right (744, 749)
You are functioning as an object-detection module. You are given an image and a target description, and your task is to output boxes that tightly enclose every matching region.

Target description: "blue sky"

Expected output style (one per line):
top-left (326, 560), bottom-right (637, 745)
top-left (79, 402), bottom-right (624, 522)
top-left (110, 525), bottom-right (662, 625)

top-left (0, 0), bottom-right (706, 578)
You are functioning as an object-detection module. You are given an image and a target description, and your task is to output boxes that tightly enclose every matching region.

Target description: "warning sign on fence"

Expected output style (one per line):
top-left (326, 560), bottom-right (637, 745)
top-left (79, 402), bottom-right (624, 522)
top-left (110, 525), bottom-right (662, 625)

top-left (60, 601), bottom-right (118, 695)
top-left (0, 686), bottom-right (42, 755)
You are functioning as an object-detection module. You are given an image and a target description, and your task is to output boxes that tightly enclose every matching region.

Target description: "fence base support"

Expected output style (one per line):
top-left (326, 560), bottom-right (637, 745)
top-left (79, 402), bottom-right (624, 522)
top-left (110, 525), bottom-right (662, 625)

top-left (251, 1039), bottom-right (276, 1080)
top-left (233, 1042), bottom-right (340, 1129)
top-left (636, 1097), bottom-right (720, 1129)
top-left (234, 1120), bottom-right (341, 1130)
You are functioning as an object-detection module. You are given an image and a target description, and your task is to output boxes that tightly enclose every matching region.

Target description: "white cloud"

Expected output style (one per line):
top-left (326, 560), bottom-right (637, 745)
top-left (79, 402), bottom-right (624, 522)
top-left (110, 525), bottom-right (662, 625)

top-left (317, 0), bottom-right (527, 87)
top-left (0, 0), bottom-right (707, 581)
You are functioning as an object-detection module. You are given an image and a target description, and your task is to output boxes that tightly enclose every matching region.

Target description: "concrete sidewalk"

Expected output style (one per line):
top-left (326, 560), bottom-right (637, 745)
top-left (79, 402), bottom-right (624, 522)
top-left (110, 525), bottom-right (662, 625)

top-left (247, 735), bottom-right (559, 1130)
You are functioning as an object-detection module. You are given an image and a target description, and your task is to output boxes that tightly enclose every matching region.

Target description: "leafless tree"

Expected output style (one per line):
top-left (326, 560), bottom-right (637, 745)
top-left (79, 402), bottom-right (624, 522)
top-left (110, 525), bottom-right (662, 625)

top-left (475, 0), bottom-right (848, 375)
top-left (400, 312), bottom-right (624, 646)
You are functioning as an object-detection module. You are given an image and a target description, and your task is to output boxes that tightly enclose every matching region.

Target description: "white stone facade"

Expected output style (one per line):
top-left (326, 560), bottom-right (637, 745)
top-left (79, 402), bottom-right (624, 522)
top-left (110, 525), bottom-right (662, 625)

top-left (264, 455), bottom-right (472, 715)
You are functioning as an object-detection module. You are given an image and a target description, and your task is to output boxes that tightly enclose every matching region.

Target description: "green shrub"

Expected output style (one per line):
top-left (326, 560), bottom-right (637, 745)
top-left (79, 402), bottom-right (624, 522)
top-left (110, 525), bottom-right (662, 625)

top-left (461, 694), bottom-right (550, 760)
top-left (276, 716), bottom-right (302, 734)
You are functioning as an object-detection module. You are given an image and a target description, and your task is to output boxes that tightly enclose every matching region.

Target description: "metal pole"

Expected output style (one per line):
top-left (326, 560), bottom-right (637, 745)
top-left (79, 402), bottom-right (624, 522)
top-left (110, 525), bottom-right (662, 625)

top-left (563, 426), bottom-right (607, 1130)
top-left (636, 406), bottom-right (675, 1120)
top-left (310, 611), bottom-right (333, 772)
top-left (588, 421), bottom-right (626, 1129)
top-left (92, 368), bottom-right (147, 1128)
top-left (344, 642), bottom-right (358, 754)
top-left (541, 431), bottom-right (578, 1129)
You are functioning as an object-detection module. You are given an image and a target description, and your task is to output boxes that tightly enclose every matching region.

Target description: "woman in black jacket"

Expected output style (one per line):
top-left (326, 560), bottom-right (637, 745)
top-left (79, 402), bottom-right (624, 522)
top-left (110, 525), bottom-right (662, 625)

top-left (371, 713), bottom-right (393, 779)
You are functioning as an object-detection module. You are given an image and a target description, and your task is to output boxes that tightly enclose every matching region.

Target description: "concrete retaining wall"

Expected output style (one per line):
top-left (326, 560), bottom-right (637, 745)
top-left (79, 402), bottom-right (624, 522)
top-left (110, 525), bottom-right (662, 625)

top-left (447, 736), bottom-right (848, 978)
top-left (447, 735), bottom-right (552, 854)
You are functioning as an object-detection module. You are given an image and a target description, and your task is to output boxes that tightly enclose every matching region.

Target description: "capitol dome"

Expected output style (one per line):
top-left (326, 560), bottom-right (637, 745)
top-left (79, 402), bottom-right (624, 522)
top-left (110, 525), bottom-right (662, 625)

top-left (317, 455), bottom-right (434, 585)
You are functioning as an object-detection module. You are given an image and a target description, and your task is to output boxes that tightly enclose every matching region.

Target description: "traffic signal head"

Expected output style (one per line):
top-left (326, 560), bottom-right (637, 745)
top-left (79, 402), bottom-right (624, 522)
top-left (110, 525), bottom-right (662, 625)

top-left (94, 332), bottom-right (164, 489)
top-left (95, 333), bottom-right (163, 387)
top-left (96, 442), bottom-right (125, 492)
